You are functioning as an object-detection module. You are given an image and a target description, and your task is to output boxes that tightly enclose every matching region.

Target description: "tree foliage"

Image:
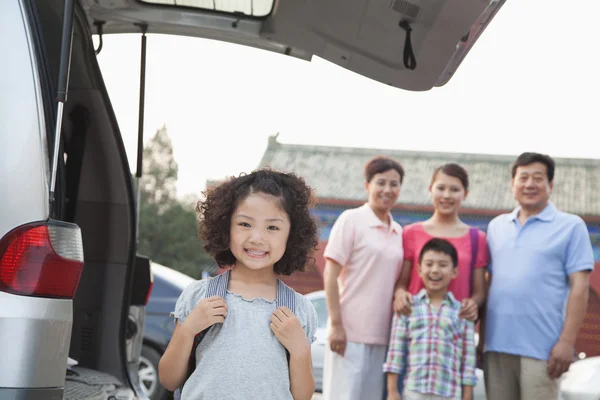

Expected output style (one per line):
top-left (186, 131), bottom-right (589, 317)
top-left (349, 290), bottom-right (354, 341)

top-left (136, 125), bottom-right (215, 278)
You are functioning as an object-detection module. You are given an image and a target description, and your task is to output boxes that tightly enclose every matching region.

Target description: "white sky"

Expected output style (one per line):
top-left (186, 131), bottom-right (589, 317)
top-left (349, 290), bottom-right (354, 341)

top-left (96, 0), bottom-right (600, 198)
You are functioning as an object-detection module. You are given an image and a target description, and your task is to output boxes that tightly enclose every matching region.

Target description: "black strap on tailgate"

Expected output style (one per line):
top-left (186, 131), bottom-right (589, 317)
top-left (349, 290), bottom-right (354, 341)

top-left (399, 20), bottom-right (417, 70)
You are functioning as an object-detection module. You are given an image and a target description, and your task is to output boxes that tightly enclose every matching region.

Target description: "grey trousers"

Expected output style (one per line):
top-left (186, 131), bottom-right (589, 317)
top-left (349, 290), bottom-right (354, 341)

top-left (484, 351), bottom-right (558, 400)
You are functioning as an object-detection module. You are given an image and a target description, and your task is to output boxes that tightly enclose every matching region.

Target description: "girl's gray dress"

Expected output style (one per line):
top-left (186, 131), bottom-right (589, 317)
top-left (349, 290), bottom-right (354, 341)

top-left (172, 278), bottom-right (318, 400)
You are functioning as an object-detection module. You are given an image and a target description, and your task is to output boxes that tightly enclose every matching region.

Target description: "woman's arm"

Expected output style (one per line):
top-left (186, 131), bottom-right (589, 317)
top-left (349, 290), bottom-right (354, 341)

top-left (393, 260), bottom-right (414, 315)
top-left (470, 267), bottom-right (487, 308)
top-left (324, 258), bottom-right (347, 355)
top-left (395, 259), bottom-right (413, 292)
top-left (158, 322), bottom-right (196, 391)
top-left (324, 258), bottom-right (343, 327)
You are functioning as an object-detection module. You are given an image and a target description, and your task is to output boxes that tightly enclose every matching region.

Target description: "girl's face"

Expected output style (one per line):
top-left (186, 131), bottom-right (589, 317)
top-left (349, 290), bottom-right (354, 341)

top-left (430, 172), bottom-right (467, 216)
top-left (229, 192), bottom-right (291, 272)
top-left (365, 169), bottom-right (402, 213)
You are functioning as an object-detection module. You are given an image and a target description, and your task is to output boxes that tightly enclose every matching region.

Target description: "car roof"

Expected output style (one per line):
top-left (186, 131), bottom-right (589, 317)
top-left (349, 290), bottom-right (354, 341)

top-left (304, 290), bottom-right (325, 300)
top-left (150, 262), bottom-right (195, 290)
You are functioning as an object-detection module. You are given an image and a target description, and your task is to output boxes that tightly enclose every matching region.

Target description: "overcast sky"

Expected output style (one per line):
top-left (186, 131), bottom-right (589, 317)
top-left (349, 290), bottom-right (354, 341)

top-left (97, 0), bottom-right (600, 198)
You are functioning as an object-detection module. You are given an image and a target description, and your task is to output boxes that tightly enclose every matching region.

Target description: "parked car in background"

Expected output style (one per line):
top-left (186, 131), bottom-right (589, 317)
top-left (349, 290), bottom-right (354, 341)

top-left (305, 291), bottom-right (328, 392)
top-left (558, 355), bottom-right (600, 399)
top-left (304, 290), bottom-right (486, 397)
top-left (140, 263), bottom-right (195, 400)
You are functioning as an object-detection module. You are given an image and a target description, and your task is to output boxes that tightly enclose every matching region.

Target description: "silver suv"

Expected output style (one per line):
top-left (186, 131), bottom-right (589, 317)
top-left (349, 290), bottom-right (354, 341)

top-left (0, 0), bottom-right (504, 398)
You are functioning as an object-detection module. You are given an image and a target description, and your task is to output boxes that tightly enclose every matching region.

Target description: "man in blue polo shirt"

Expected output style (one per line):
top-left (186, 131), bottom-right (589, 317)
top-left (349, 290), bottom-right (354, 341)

top-left (484, 152), bottom-right (594, 400)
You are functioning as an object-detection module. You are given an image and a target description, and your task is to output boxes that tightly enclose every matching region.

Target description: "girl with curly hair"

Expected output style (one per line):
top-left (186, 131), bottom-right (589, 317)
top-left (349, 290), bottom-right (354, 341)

top-left (158, 169), bottom-right (319, 400)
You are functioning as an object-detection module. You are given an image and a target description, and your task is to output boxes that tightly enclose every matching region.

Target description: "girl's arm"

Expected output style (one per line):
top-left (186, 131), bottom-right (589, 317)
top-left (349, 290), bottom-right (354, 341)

top-left (289, 346), bottom-right (315, 400)
top-left (270, 307), bottom-right (315, 400)
top-left (158, 322), bottom-right (196, 391)
top-left (159, 295), bottom-right (228, 391)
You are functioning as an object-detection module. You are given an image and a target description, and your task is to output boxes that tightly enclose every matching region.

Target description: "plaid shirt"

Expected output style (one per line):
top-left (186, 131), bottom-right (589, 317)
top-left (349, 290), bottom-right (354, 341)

top-left (383, 289), bottom-right (477, 398)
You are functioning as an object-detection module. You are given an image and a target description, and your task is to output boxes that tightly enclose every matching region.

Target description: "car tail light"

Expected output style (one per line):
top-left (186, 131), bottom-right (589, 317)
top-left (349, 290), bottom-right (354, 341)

top-left (0, 220), bottom-right (84, 298)
top-left (131, 255), bottom-right (153, 306)
top-left (145, 281), bottom-right (154, 306)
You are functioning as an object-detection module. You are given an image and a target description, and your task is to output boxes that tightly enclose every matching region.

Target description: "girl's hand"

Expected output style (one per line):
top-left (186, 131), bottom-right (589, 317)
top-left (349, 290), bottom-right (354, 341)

top-left (393, 289), bottom-right (413, 317)
top-left (270, 307), bottom-right (310, 356)
top-left (459, 298), bottom-right (479, 321)
top-left (181, 296), bottom-right (228, 337)
top-left (328, 322), bottom-right (347, 356)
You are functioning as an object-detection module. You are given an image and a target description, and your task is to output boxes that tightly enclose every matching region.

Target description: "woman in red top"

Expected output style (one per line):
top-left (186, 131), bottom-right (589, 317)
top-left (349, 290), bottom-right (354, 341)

top-left (394, 163), bottom-right (488, 321)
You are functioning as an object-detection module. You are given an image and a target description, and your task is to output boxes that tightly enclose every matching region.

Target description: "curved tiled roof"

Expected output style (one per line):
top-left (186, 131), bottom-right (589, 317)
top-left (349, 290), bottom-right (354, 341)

top-left (259, 135), bottom-right (600, 216)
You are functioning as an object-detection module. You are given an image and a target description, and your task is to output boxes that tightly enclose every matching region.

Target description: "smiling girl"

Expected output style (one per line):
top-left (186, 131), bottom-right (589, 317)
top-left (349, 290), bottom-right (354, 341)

top-left (158, 169), bottom-right (319, 400)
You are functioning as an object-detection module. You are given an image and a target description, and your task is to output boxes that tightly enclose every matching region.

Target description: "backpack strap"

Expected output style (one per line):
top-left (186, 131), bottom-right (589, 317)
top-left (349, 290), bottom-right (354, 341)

top-left (175, 271), bottom-right (230, 399)
top-left (276, 278), bottom-right (296, 314)
top-left (175, 271), bottom-right (296, 399)
top-left (468, 227), bottom-right (479, 295)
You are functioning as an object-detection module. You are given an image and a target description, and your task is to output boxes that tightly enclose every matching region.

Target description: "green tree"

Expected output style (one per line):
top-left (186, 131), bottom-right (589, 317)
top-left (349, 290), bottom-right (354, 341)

top-left (137, 125), bottom-right (215, 278)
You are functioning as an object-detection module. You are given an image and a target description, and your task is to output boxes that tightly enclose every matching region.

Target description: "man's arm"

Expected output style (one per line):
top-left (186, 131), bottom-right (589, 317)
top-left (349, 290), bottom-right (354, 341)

top-left (560, 271), bottom-right (590, 344)
top-left (547, 270), bottom-right (590, 379)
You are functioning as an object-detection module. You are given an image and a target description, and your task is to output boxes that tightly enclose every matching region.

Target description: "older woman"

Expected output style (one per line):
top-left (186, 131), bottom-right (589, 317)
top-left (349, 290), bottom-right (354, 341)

top-left (323, 156), bottom-right (406, 400)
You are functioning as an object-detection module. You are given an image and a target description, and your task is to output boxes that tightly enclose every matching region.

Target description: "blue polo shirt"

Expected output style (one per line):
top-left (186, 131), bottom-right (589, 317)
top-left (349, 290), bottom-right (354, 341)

top-left (485, 202), bottom-right (594, 360)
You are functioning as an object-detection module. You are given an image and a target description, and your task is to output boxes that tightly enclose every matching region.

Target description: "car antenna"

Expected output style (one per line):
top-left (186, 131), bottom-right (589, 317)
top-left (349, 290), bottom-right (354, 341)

top-left (133, 23), bottom-right (148, 245)
top-left (49, 0), bottom-right (76, 215)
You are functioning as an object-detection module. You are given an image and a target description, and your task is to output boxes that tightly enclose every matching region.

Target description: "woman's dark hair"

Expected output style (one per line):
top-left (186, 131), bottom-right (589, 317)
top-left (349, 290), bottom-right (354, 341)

top-left (431, 163), bottom-right (469, 191)
top-left (418, 238), bottom-right (458, 268)
top-left (364, 156), bottom-right (405, 183)
top-left (511, 152), bottom-right (555, 182)
top-left (196, 168), bottom-right (318, 275)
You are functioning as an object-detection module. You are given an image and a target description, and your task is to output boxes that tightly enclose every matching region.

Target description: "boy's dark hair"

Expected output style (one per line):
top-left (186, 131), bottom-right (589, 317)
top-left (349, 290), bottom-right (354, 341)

top-left (431, 163), bottom-right (469, 191)
top-left (197, 168), bottom-right (318, 275)
top-left (511, 152), bottom-right (555, 182)
top-left (364, 156), bottom-right (405, 184)
top-left (418, 238), bottom-right (458, 267)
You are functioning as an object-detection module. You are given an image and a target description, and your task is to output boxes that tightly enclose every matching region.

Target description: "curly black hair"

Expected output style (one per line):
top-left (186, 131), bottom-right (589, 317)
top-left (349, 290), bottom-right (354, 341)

top-left (197, 168), bottom-right (319, 275)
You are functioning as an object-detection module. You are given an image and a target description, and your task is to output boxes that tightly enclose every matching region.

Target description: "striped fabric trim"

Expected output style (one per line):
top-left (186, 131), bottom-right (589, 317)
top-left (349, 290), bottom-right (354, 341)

top-left (277, 278), bottom-right (296, 314)
top-left (206, 270), bottom-right (229, 298)
top-left (207, 270), bottom-right (296, 313)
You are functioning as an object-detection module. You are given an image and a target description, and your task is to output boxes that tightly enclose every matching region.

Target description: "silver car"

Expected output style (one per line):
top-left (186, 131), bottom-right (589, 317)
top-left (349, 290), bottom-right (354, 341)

top-left (1, 0), bottom-right (505, 398)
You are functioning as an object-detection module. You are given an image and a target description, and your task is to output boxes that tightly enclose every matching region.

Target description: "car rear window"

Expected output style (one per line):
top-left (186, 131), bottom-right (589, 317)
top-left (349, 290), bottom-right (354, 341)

top-left (138, 0), bottom-right (274, 17)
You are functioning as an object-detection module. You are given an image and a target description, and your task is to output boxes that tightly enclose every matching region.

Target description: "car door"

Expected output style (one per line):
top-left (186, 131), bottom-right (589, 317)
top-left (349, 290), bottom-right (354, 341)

top-left (80, 0), bottom-right (506, 91)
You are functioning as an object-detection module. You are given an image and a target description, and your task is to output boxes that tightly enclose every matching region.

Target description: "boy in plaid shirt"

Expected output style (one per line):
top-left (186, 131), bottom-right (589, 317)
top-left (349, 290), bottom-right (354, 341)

top-left (383, 238), bottom-right (477, 400)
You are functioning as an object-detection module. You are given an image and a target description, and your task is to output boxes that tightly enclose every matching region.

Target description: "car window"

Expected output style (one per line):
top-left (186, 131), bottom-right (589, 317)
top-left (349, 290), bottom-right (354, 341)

top-left (150, 275), bottom-right (181, 298)
top-left (139, 0), bottom-right (274, 17)
top-left (310, 297), bottom-right (328, 329)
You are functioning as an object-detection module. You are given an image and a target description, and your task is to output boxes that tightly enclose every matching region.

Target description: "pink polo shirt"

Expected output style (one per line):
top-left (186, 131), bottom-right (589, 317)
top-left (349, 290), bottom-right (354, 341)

top-left (324, 204), bottom-right (404, 345)
top-left (403, 222), bottom-right (489, 301)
